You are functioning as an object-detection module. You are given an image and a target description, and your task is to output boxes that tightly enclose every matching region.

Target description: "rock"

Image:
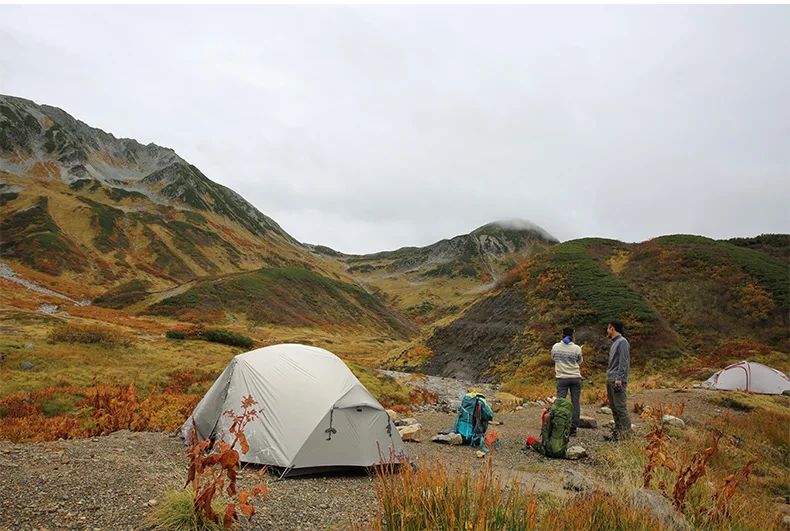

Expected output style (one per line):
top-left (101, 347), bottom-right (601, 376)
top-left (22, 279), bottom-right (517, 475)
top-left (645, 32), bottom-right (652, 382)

top-left (600, 406), bottom-right (612, 415)
top-left (515, 406), bottom-right (523, 411)
top-left (577, 416), bottom-right (597, 429)
top-left (662, 415), bottom-right (685, 428)
top-left (397, 424), bottom-right (422, 442)
top-left (319, 503), bottom-right (328, 509)
top-left (632, 489), bottom-right (688, 530)
top-left (20, 361), bottom-right (34, 370)
top-left (608, 420), bottom-right (615, 428)
top-left (490, 420), bottom-right (503, 425)
top-left (563, 469), bottom-right (587, 491)
top-left (475, 450), bottom-right (486, 458)
top-left (394, 417), bottom-right (419, 427)
top-left (23, 343), bottom-right (34, 349)
top-left (779, 504), bottom-right (790, 517)
top-left (782, 515), bottom-right (790, 529)
top-left (566, 446), bottom-right (587, 460)
top-left (385, 409), bottom-right (399, 422)
top-left (774, 496), bottom-right (788, 504)
top-left (431, 433), bottom-right (463, 445)
top-left (536, 400), bottom-right (547, 407)
top-left (148, 499), bottom-right (157, 506)
top-left (782, 390), bottom-right (790, 397)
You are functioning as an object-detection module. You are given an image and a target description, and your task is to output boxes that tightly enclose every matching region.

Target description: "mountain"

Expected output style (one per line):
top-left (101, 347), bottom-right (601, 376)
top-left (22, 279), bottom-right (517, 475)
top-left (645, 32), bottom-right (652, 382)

top-left (388, 234), bottom-right (790, 393)
top-left (309, 220), bottom-right (559, 325)
top-left (0, 94), bottom-right (415, 339)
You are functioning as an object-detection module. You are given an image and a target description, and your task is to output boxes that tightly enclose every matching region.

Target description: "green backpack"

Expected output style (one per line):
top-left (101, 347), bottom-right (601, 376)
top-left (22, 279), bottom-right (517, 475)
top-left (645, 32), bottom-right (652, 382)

top-left (530, 397), bottom-right (573, 458)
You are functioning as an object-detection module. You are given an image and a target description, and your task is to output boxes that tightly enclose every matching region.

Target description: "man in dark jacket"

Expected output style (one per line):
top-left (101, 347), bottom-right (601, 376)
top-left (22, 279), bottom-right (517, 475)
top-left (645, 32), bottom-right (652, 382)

top-left (605, 319), bottom-right (632, 441)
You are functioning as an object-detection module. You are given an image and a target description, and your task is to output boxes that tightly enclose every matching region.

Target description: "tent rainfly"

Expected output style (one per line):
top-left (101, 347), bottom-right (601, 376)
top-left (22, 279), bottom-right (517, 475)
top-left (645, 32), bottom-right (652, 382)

top-left (180, 344), bottom-right (408, 476)
top-left (702, 360), bottom-right (790, 395)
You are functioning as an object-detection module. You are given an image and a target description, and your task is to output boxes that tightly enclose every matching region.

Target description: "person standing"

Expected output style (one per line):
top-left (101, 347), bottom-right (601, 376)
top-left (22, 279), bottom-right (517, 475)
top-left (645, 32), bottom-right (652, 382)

top-left (605, 319), bottom-right (632, 440)
top-left (551, 326), bottom-right (583, 436)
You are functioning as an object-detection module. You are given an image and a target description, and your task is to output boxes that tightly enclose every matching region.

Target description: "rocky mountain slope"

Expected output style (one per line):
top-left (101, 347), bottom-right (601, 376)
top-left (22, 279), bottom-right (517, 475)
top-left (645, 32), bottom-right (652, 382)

top-left (0, 95), bottom-right (415, 338)
top-left (389, 234), bottom-right (790, 393)
top-left (312, 220), bottom-right (559, 325)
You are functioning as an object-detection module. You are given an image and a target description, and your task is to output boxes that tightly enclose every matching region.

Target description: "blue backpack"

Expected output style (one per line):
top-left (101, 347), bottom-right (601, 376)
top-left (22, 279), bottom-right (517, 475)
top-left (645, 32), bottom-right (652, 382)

top-left (454, 392), bottom-right (494, 448)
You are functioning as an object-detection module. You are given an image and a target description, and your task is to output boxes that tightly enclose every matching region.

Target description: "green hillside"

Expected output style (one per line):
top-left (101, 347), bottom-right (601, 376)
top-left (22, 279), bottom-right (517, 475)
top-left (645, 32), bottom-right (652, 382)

top-left (390, 234), bottom-right (790, 394)
top-left (143, 267), bottom-right (419, 340)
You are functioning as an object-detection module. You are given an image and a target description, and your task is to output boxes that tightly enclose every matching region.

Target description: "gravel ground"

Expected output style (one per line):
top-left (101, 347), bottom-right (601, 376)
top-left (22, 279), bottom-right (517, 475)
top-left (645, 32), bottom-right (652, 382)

top-left (0, 388), bottom-right (718, 531)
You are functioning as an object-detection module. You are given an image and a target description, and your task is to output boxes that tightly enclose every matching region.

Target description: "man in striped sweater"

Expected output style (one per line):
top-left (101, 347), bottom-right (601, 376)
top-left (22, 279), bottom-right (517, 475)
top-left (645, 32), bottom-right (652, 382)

top-left (551, 326), bottom-right (583, 436)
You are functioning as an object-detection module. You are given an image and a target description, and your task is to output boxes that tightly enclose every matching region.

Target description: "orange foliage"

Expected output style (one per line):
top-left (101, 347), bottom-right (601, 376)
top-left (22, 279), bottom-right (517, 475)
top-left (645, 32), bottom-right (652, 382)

top-left (0, 380), bottom-right (202, 443)
top-left (28, 161), bottom-right (61, 179)
top-left (185, 396), bottom-right (267, 528)
top-left (408, 387), bottom-right (439, 407)
top-left (389, 404), bottom-right (413, 417)
top-left (208, 221), bottom-right (255, 248)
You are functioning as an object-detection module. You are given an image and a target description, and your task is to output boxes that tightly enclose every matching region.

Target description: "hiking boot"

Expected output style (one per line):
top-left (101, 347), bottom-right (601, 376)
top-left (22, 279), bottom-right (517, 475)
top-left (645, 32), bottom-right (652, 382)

top-left (603, 433), bottom-right (618, 442)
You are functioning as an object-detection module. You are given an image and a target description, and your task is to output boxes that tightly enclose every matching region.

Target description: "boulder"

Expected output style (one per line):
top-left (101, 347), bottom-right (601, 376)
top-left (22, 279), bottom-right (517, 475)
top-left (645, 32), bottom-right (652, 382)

top-left (577, 416), bottom-right (598, 429)
top-left (386, 409), bottom-right (399, 422)
top-left (20, 361), bottom-right (34, 370)
top-left (563, 469), bottom-right (587, 491)
top-left (632, 489), bottom-right (688, 530)
top-left (431, 433), bottom-right (463, 445)
top-left (394, 417), bottom-right (419, 427)
top-left (566, 446), bottom-right (587, 460)
top-left (600, 406), bottom-right (612, 415)
top-left (662, 415), bottom-right (685, 428)
top-left (397, 424), bottom-right (422, 442)
top-left (23, 343), bottom-right (34, 349)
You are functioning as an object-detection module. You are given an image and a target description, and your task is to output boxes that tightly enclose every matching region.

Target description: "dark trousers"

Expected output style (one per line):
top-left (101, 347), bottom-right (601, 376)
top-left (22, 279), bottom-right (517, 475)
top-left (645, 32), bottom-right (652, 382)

top-left (556, 377), bottom-right (582, 431)
top-left (606, 380), bottom-right (632, 438)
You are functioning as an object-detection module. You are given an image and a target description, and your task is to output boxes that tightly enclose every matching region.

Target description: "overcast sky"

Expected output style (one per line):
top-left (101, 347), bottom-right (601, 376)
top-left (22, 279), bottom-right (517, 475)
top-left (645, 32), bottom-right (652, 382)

top-left (1, 5), bottom-right (788, 254)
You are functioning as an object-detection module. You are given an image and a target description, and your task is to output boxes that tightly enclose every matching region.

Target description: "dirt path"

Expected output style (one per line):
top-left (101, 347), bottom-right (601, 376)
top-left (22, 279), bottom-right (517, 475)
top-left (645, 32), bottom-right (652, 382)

top-left (0, 388), bottom-right (715, 531)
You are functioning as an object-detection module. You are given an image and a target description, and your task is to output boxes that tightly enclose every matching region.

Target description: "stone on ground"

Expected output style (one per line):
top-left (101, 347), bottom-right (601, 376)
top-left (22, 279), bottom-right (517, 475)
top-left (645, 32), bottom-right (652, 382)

top-left (662, 415), bottom-right (685, 428)
top-left (577, 416), bottom-right (597, 429)
top-left (632, 489), bottom-right (688, 530)
top-left (397, 424), bottom-right (422, 442)
top-left (566, 446), bottom-right (587, 460)
top-left (563, 469), bottom-right (587, 491)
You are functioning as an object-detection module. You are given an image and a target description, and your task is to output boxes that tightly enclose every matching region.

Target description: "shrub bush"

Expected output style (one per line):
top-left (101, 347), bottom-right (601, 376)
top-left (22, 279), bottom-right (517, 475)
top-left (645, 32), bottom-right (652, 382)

top-left (48, 323), bottom-right (135, 347)
top-left (165, 325), bottom-right (254, 349)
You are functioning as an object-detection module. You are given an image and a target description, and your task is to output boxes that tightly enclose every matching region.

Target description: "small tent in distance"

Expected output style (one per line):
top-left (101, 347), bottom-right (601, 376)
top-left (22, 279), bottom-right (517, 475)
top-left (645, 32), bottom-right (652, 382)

top-left (702, 360), bottom-right (790, 395)
top-left (181, 343), bottom-right (408, 477)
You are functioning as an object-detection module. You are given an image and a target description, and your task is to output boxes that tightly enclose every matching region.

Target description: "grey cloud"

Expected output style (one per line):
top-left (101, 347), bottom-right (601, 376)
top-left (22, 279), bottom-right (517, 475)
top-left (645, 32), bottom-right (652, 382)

top-left (1, 5), bottom-right (788, 254)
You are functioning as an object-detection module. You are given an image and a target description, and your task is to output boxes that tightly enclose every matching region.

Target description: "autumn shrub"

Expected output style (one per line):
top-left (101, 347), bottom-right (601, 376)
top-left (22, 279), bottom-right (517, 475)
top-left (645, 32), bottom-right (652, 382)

top-left (368, 459), bottom-right (538, 531)
top-left (540, 490), bottom-right (663, 530)
top-left (184, 396), bottom-right (267, 528)
top-left (48, 322), bottom-right (135, 347)
top-left (0, 380), bottom-right (201, 442)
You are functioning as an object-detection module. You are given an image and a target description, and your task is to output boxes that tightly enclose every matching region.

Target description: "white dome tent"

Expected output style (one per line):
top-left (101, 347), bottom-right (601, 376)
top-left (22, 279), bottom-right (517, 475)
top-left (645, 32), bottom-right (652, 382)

top-left (702, 360), bottom-right (790, 395)
top-left (181, 344), bottom-right (408, 477)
